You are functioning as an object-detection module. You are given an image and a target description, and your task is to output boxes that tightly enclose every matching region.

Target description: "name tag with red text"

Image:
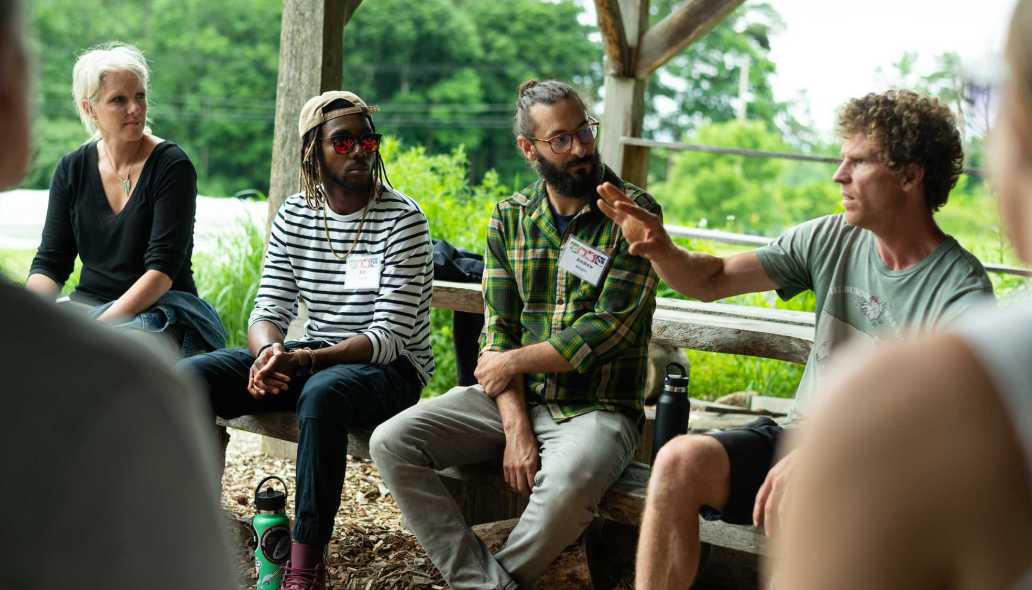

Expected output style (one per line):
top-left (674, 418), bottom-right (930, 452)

top-left (344, 254), bottom-right (382, 290)
top-left (558, 236), bottom-right (609, 287)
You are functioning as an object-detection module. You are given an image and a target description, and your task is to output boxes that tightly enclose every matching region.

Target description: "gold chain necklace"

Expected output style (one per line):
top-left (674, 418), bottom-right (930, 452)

top-left (102, 139), bottom-right (144, 199)
top-left (322, 186), bottom-right (377, 261)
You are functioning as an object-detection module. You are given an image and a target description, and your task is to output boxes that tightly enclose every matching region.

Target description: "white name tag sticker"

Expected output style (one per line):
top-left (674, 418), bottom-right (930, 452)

top-left (558, 236), bottom-right (610, 287)
top-left (344, 254), bottom-right (382, 290)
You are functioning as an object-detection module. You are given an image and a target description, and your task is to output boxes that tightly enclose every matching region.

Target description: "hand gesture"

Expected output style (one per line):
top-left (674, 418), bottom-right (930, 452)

top-left (753, 450), bottom-right (798, 536)
top-left (596, 182), bottom-right (674, 260)
top-left (503, 424), bottom-right (540, 496)
top-left (247, 343), bottom-right (294, 398)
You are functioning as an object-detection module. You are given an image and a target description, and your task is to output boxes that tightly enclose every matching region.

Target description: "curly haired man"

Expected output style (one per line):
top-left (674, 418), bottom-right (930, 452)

top-left (596, 89), bottom-right (994, 589)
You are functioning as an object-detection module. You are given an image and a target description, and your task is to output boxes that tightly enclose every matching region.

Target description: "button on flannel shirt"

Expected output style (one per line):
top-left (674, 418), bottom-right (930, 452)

top-left (480, 166), bottom-right (661, 421)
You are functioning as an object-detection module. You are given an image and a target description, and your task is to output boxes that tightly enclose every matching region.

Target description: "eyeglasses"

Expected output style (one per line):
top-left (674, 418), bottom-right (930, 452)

top-left (325, 132), bottom-right (382, 155)
top-left (531, 117), bottom-right (599, 154)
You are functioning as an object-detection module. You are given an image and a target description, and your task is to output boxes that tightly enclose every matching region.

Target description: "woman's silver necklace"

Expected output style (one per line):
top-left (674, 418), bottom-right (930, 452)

top-left (103, 139), bottom-right (143, 199)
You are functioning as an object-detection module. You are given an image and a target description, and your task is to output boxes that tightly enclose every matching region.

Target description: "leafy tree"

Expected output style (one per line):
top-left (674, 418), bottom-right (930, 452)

top-left (644, 1), bottom-right (787, 140)
top-left (652, 120), bottom-right (839, 234)
top-left (25, 0), bottom-right (281, 195)
top-left (343, 0), bottom-right (601, 183)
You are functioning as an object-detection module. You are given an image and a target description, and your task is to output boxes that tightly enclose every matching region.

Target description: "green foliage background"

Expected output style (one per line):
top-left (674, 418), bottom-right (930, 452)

top-left (9, 0), bottom-right (1027, 402)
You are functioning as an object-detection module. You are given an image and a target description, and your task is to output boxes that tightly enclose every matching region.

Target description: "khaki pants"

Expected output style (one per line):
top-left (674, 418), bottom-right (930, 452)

top-left (370, 385), bottom-right (639, 589)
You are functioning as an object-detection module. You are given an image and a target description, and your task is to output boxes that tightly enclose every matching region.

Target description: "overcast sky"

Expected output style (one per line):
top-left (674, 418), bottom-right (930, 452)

top-left (769, 0), bottom-right (1016, 135)
top-left (580, 0), bottom-right (1018, 138)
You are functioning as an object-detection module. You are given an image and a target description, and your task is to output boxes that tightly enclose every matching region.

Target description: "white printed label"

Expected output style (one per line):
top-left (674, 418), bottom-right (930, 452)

top-left (344, 254), bottom-right (382, 290)
top-left (558, 236), bottom-right (609, 287)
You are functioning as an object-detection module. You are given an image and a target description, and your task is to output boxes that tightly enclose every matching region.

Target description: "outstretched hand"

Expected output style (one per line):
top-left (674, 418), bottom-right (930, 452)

top-left (596, 182), bottom-right (673, 260)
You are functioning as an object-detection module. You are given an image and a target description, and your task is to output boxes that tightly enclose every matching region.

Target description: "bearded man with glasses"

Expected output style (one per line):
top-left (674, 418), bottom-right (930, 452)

top-left (372, 79), bottom-right (661, 590)
top-left (180, 91), bottom-right (434, 590)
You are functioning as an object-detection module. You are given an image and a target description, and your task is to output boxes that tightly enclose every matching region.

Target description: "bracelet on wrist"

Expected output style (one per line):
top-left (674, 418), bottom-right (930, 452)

top-left (256, 342), bottom-right (281, 357)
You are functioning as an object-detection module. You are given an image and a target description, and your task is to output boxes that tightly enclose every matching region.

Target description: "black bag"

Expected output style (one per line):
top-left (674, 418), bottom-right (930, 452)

top-left (432, 240), bottom-right (485, 387)
top-left (432, 239), bottom-right (484, 283)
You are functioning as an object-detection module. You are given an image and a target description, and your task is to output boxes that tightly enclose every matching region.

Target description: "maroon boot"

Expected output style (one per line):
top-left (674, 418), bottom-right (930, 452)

top-left (280, 542), bottom-right (325, 590)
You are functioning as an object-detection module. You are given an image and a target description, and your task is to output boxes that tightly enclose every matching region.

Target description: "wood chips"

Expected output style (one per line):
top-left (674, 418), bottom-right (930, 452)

top-left (221, 430), bottom-right (447, 589)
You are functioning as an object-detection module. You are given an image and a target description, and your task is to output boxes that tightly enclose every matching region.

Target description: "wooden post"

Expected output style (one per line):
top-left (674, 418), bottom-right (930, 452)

top-left (265, 0), bottom-right (362, 232)
top-left (597, 0), bottom-right (649, 188)
top-left (597, 0), bottom-right (745, 189)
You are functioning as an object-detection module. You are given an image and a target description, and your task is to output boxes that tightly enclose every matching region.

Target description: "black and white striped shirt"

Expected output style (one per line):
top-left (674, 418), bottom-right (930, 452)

top-left (249, 189), bottom-right (435, 386)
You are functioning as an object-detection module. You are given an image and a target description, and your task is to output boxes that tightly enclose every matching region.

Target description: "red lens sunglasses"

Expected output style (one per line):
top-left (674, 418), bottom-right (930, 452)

top-left (326, 132), bottom-right (382, 155)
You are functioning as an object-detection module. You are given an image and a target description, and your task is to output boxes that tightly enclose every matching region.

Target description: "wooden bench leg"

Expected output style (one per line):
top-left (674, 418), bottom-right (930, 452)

top-left (216, 425), bottom-right (230, 486)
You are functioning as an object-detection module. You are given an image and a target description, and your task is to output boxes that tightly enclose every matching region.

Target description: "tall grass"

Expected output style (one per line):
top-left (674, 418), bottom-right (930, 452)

top-left (192, 218), bottom-right (265, 349)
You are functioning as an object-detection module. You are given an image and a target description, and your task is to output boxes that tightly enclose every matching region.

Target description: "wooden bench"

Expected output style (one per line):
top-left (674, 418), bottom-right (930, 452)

top-left (219, 280), bottom-right (810, 587)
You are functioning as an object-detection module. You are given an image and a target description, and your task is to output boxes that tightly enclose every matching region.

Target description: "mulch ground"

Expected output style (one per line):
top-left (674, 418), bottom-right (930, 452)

top-left (221, 431), bottom-right (637, 589)
top-left (221, 430), bottom-right (448, 589)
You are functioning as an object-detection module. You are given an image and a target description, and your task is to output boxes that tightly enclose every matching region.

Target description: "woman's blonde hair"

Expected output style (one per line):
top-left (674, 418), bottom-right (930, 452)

top-left (72, 42), bottom-right (150, 135)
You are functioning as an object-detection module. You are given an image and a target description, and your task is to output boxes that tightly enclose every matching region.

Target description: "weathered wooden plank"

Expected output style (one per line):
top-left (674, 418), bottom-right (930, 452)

top-left (430, 280), bottom-right (484, 314)
top-left (594, 0), bottom-right (631, 77)
top-left (658, 298), bottom-right (814, 327)
top-left (431, 280), bottom-right (814, 363)
top-left (266, 0), bottom-right (362, 231)
top-left (636, 0), bottom-right (744, 79)
top-left (652, 307), bottom-right (812, 364)
top-left (216, 413), bottom-right (370, 458)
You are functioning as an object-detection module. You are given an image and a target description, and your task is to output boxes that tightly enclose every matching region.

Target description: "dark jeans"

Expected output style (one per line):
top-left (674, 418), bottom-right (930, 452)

top-left (179, 342), bottom-right (422, 545)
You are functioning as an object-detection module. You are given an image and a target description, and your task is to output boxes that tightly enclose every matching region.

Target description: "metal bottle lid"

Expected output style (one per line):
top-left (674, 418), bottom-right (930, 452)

top-left (254, 475), bottom-right (287, 511)
top-left (664, 362), bottom-right (690, 392)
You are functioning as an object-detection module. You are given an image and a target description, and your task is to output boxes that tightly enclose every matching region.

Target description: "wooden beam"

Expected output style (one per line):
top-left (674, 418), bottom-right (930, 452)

top-left (636, 0), bottom-right (743, 79)
top-left (599, 75), bottom-right (647, 184)
top-left (265, 0), bottom-right (362, 233)
top-left (599, 0), bottom-right (650, 185)
top-left (594, 0), bottom-right (630, 76)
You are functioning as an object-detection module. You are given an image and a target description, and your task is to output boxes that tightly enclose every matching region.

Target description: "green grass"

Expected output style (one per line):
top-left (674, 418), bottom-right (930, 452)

top-left (192, 219), bottom-right (266, 349)
top-left (0, 249), bottom-right (33, 281)
top-left (0, 249), bottom-right (80, 295)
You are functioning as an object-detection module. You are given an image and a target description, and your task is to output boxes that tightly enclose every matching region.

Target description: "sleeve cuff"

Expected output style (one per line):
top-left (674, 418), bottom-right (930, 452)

top-left (547, 329), bottom-right (594, 374)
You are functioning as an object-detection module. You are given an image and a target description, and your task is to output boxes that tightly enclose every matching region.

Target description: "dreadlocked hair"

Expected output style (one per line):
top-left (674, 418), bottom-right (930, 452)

top-left (298, 99), bottom-right (393, 210)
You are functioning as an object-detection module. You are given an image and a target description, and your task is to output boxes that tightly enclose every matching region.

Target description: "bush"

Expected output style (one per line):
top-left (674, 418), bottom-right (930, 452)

top-left (192, 217), bottom-right (265, 349)
top-left (381, 138), bottom-right (510, 396)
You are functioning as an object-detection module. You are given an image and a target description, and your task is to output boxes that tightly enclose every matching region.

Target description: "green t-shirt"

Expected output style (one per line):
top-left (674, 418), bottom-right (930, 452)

top-left (756, 214), bottom-right (994, 411)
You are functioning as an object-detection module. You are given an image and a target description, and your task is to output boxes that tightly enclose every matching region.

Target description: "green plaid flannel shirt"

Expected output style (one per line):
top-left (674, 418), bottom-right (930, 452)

top-left (480, 166), bottom-right (661, 421)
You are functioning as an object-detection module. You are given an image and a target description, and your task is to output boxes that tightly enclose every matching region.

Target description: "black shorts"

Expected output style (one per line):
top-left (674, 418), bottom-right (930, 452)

top-left (700, 416), bottom-right (785, 525)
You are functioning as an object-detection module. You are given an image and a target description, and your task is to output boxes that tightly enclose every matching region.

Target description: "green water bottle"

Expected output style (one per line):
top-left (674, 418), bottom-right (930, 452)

top-left (252, 476), bottom-right (291, 590)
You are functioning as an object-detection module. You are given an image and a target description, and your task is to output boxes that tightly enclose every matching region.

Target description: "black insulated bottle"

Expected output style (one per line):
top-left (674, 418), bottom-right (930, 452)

top-left (651, 362), bottom-right (690, 463)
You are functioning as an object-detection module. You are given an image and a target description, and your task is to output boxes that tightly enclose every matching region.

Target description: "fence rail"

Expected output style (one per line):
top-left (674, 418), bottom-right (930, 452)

top-left (665, 224), bottom-right (1032, 278)
top-left (621, 136), bottom-right (985, 177)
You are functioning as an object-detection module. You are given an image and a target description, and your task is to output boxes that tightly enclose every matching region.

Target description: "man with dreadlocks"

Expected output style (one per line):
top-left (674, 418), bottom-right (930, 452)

top-left (372, 79), bottom-right (660, 589)
top-left (180, 90), bottom-right (433, 589)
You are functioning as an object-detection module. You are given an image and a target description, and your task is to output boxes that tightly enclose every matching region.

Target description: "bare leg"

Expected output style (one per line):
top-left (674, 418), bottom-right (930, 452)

top-left (635, 434), bottom-right (731, 590)
top-left (774, 337), bottom-right (1032, 589)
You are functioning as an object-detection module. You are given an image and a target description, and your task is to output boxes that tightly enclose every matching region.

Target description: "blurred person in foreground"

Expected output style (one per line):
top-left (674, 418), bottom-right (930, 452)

top-left (598, 90), bottom-right (994, 589)
top-left (772, 3), bottom-right (1032, 588)
top-left (0, 1), bottom-right (238, 588)
top-left (25, 42), bottom-right (224, 356)
top-left (372, 79), bottom-right (660, 589)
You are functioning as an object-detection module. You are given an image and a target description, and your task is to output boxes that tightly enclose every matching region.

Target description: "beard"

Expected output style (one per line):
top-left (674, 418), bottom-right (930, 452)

top-left (534, 151), bottom-right (604, 200)
top-left (324, 162), bottom-right (374, 194)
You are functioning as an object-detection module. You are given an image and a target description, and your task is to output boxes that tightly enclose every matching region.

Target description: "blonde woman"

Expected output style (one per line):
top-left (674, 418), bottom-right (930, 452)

top-left (773, 3), bottom-right (1032, 587)
top-left (27, 43), bottom-right (224, 355)
top-left (1, 3), bottom-right (237, 588)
